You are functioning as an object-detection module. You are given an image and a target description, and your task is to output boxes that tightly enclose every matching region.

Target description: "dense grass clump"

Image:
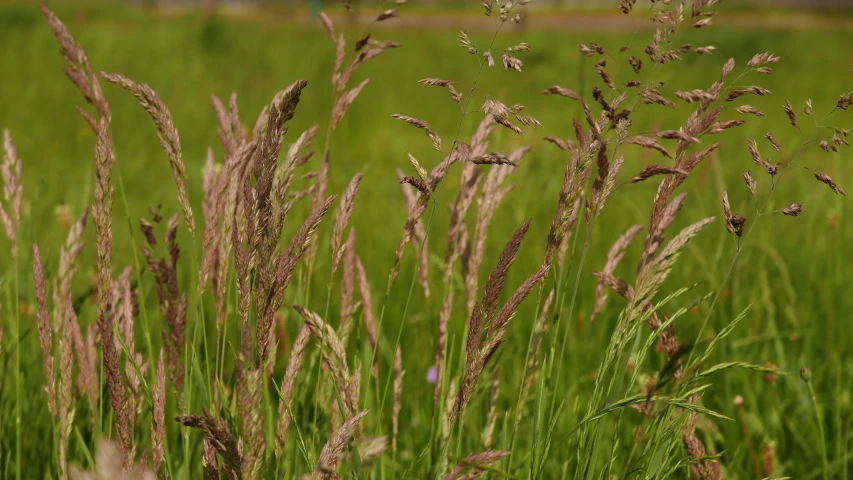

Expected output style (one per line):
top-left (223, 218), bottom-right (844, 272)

top-left (1, 1), bottom-right (852, 479)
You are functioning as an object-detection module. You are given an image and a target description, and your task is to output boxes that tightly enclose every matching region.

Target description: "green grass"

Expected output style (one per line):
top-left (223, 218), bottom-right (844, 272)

top-left (1, 0), bottom-right (852, 478)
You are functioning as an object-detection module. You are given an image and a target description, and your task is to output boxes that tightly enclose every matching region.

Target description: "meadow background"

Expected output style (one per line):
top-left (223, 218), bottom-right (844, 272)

top-left (1, 0), bottom-right (853, 478)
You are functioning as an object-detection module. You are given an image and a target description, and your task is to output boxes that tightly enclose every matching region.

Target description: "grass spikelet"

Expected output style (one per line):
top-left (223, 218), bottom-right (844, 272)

top-left (722, 192), bottom-right (746, 237)
top-left (399, 175), bottom-right (431, 195)
top-left (595, 59), bottom-right (616, 89)
top-left (542, 86), bottom-right (581, 100)
top-left (812, 170), bottom-right (846, 196)
top-left (747, 139), bottom-right (774, 174)
top-left (656, 130), bottom-right (701, 144)
top-left (392, 114), bottom-right (443, 152)
top-left (764, 132), bottom-right (782, 151)
top-left (782, 202), bottom-right (805, 216)
top-left (483, 50), bottom-right (494, 67)
top-left (629, 164), bottom-right (688, 184)
top-left (625, 136), bottom-right (673, 159)
top-left (501, 51), bottom-right (524, 72)
top-left (376, 9), bottom-right (399, 21)
top-left (742, 171), bottom-right (757, 196)
top-left (407, 153), bottom-right (428, 181)
top-left (736, 105), bottom-right (764, 117)
top-left (783, 99), bottom-right (798, 127)
top-left (725, 86), bottom-right (771, 101)
top-left (469, 152), bottom-right (517, 166)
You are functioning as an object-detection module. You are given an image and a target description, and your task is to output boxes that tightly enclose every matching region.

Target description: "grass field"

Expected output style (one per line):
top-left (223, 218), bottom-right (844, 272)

top-left (1, 0), bottom-right (853, 478)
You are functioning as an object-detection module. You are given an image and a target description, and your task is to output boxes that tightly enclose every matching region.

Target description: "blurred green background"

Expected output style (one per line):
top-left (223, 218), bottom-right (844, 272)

top-left (2, 0), bottom-right (853, 476)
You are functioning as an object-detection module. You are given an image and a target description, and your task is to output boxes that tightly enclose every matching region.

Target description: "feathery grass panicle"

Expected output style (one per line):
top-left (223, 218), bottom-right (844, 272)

top-left (303, 155), bottom-right (329, 282)
top-left (238, 365), bottom-right (264, 478)
top-left (265, 195), bottom-right (336, 367)
top-left (211, 93), bottom-right (242, 159)
top-left (397, 171), bottom-right (431, 296)
top-left (92, 117), bottom-right (114, 312)
top-left (202, 147), bottom-right (219, 236)
top-left (482, 368), bottom-right (500, 448)
top-left (442, 450), bottom-right (509, 480)
top-left (177, 411), bottom-right (243, 479)
top-left (389, 171), bottom-right (430, 289)
top-left (455, 221), bottom-right (547, 421)
top-left (683, 410), bottom-right (722, 480)
top-left (1, 130), bottom-right (22, 257)
top-left (314, 410), bottom-right (369, 479)
top-left (56, 299), bottom-right (74, 479)
top-left (69, 440), bottom-right (156, 480)
top-left (140, 213), bottom-right (187, 387)
top-left (355, 255), bottom-right (379, 374)
top-left (33, 245), bottom-right (56, 417)
top-left (294, 306), bottom-right (360, 419)
top-left (392, 349), bottom-right (404, 456)
top-left (40, 4), bottom-right (111, 129)
top-left (331, 78), bottom-right (370, 130)
top-left (151, 351), bottom-right (166, 476)
top-left (331, 173), bottom-right (363, 273)
top-left (339, 229), bottom-right (358, 343)
top-left (90, 117), bottom-right (135, 461)
top-left (463, 145), bottom-right (529, 315)
top-left (275, 323), bottom-right (311, 456)
top-left (434, 287), bottom-right (455, 405)
top-left (13, 2), bottom-right (853, 478)
top-left (543, 148), bottom-right (588, 268)
top-left (592, 224), bottom-right (644, 321)
top-left (102, 73), bottom-right (196, 237)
